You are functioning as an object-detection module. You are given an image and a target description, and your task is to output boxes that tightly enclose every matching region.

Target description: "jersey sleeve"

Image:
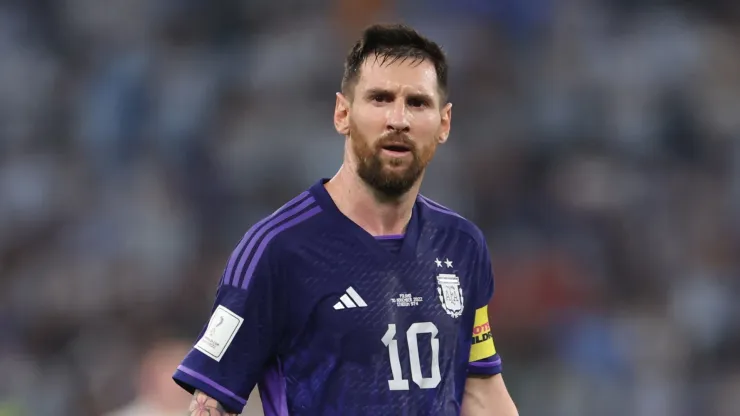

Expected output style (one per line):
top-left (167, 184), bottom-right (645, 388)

top-left (468, 236), bottom-right (503, 376)
top-left (173, 237), bottom-right (287, 414)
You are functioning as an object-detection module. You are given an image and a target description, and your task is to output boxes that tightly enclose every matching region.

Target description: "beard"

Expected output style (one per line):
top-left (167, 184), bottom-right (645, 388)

top-left (349, 120), bottom-right (435, 199)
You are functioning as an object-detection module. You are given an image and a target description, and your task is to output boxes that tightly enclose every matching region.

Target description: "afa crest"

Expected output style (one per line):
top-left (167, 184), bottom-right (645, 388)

top-left (436, 273), bottom-right (464, 318)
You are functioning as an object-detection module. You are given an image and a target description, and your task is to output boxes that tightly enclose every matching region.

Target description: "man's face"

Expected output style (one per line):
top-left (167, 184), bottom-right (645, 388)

top-left (341, 56), bottom-right (451, 198)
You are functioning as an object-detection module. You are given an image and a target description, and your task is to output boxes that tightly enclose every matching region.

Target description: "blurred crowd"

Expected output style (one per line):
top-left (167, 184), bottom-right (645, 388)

top-left (1, 0), bottom-right (739, 415)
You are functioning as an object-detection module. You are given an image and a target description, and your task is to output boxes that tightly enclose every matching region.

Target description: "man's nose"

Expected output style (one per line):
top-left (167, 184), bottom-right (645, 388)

top-left (386, 100), bottom-right (410, 132)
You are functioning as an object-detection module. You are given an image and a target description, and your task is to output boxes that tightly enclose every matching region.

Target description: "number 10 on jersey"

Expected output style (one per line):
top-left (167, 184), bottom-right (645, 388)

top-left (382, 322), bottom-right (441, 390)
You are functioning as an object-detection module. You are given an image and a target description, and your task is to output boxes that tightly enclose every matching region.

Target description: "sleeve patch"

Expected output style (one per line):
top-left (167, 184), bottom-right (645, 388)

top-left (469, 305), bottom-right (496, 362)
top-left (194, 305), bottom-right (244, 362)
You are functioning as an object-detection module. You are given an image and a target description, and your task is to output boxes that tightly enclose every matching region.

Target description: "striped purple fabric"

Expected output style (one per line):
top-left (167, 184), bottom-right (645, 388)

top-left (469, 357), bottom-right (502, 367)
top-left (225, 195), bottom-right (314, 288)
top-left (240, 205), bottom-right (322, 289)
top-left (177, 365), bottom-right (248, 405)
top-left (223, 192), bottom-right (311, 286)
top-left (418, 195), bottom-right (463, 219)
top-left (232, 196), bottom-right (317, 288)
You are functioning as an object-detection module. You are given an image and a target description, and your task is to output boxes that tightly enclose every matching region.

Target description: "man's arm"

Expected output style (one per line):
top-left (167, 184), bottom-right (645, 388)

top-left (461, 374), bottom-right (518, 416)
top-left (189, 390), bottom-right (238, 416)
top-left (173, 222), bottom-right (293, 414)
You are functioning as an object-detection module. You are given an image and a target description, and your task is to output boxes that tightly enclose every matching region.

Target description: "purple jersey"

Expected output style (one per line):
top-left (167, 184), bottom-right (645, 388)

top-left (173, 179), bottom-right (502, 415)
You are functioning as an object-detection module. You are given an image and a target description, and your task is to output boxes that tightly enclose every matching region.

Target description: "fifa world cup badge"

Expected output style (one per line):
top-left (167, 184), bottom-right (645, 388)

top-left (436, 273), bottom-right (464, 318)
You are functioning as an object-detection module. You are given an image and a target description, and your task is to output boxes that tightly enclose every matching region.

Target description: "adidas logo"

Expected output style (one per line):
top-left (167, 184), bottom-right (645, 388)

top-left (333, 287), bottom-right (367, 310)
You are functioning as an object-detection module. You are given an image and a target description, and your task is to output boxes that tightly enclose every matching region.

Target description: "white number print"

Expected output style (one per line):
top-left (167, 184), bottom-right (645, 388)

top-left (381, 322), bottom-right (441, 390)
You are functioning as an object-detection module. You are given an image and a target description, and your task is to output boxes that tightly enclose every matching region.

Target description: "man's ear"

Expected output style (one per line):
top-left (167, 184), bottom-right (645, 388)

top-left (334, 92), bottom-right (350, 135)
top-left (438, 102), bottom-right (452, 144)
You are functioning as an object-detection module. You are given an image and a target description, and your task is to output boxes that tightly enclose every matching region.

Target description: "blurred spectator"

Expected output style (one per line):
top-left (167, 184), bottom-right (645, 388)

top-left (104, 339), bottom-right (192, 416)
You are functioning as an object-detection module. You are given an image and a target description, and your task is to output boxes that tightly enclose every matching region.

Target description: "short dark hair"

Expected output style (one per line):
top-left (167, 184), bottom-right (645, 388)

top-left (341, 24), bottom-right (448, 102)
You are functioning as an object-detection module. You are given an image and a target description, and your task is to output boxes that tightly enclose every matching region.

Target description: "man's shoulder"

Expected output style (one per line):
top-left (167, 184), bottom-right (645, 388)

top-left (417, 194), bottom-right (486, 248)
top-left (220, 190), bottom-right (325, 288)
top-left (237, 191), bottom-right (325, 255)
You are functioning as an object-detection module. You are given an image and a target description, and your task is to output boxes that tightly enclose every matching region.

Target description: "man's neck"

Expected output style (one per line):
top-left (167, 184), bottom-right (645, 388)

top-left (325, 165), bottom-right (420, 237)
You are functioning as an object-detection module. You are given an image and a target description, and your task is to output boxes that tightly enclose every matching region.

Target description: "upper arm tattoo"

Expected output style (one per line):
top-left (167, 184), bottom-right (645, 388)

top-left (189, 390), bottom-right (238, 416)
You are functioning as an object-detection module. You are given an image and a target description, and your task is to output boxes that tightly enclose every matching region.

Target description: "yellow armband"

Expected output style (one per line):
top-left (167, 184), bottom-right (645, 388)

top-left (469, 305), bottom-right (496, 362)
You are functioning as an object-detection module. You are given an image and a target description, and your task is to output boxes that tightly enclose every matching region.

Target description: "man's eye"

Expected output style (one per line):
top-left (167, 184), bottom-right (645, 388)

top-left (408, 99), bottom-right (426, 107)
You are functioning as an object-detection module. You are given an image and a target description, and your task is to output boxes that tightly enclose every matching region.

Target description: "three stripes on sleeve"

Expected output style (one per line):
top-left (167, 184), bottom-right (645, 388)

top-left (220, 192), bottom-right (322, 291)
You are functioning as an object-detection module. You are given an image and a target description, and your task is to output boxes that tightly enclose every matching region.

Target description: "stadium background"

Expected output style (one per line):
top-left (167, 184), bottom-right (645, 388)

top-left (1, 0), bottom-right (739, 415)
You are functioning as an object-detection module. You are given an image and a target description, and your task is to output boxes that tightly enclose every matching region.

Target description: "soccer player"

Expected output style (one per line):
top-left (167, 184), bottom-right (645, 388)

top-left (173, 23), bottom-right (519, 416)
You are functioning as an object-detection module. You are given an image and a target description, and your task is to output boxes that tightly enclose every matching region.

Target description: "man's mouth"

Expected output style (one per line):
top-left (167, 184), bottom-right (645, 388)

top-left (382, 143), bottom-right (411, 153)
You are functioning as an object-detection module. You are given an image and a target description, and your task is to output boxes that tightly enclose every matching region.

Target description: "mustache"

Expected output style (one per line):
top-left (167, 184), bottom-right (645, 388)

top-left (376, 132), bottom-right (416, 151)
